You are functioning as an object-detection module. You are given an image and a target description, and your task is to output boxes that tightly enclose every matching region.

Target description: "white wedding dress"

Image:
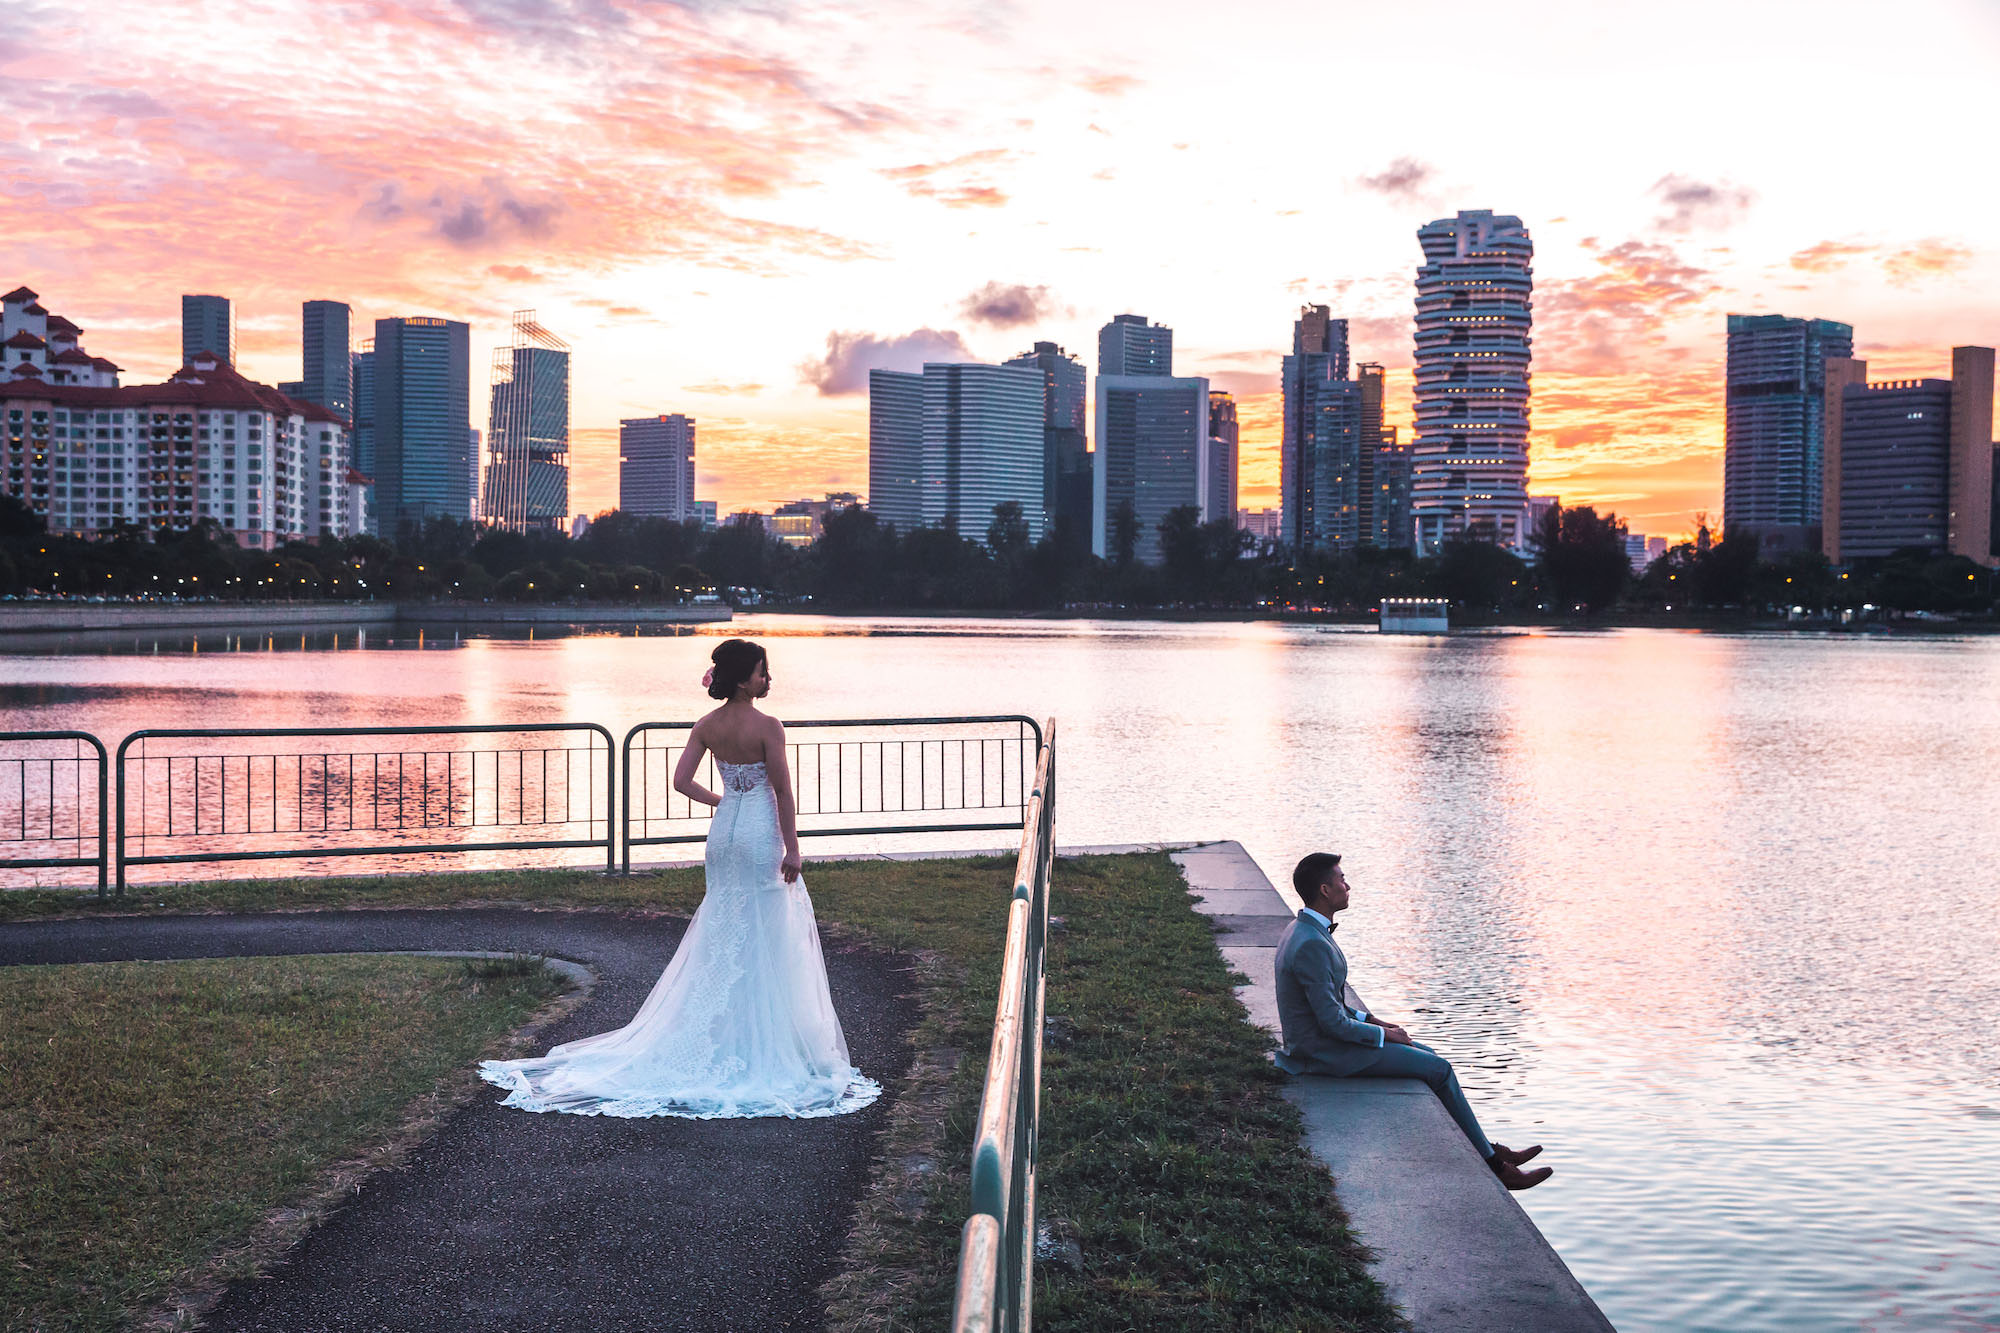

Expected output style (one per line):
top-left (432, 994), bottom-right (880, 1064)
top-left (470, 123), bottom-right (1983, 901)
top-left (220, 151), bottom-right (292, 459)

top-left (479, 760), bottom-right (881, 1119)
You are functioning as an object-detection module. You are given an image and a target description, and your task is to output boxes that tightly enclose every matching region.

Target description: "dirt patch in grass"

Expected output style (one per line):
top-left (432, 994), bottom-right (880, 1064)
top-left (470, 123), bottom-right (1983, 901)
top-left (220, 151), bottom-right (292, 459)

top-left (0, 953), bottom-right (566, 1333)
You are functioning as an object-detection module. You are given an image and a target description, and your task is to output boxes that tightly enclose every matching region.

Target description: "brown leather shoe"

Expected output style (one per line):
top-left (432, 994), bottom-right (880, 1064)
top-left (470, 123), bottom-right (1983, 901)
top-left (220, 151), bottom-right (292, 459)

top-left (1490, 1141), bottom-right (1543, 1166)
top-left (1489, 1155), bottom-right (1553, 1191)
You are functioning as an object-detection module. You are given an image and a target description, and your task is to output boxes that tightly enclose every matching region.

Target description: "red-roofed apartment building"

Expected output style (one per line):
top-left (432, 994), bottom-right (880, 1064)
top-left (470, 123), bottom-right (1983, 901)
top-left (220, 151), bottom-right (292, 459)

top-left (2, 284), bottom-right (369, 549)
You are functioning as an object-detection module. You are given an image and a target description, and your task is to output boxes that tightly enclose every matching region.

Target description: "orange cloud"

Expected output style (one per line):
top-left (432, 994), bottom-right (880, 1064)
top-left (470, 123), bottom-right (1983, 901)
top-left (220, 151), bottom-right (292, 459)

top-left (1788, 239), bottom-right (1874, 273)
top-left (1882, 238), bottom-right (1973, 286)
top-left (879, 148), bottom-right (1013, 207)
top-left (1536, 239), bottom-right (1717, 374)
top-left (1787, 237), bottom-right (1974, 287)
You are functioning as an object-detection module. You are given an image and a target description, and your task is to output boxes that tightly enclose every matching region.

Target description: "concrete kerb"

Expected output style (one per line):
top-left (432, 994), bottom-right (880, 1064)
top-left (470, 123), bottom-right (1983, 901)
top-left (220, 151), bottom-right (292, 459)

top-left (380, 949), bottom-right (597, 993)
top-left (21, 842), bottom-right (1201, 899)
top-left (1171, 840), bottom-right (1616, 1333)
top-left (625, 840), bottom-right (1200, 873)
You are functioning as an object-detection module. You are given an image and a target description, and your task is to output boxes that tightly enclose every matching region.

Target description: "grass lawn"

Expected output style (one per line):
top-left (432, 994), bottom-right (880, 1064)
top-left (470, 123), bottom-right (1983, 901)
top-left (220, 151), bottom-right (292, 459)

top-left (2, 853), bottom-right (1401, 1332)
top-left (0, 953), bottom-right (562, 1333)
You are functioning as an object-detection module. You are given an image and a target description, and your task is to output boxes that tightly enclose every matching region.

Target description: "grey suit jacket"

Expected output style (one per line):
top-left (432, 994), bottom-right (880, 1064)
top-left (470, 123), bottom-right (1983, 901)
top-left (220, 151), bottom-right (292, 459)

top-left (1272, 910), bottom-right (1386, 1077)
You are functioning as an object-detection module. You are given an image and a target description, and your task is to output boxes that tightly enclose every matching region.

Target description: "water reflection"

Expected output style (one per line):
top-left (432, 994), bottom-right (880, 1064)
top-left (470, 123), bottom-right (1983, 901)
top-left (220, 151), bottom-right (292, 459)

top-left (3, 618), bottom-right (1999, 1330)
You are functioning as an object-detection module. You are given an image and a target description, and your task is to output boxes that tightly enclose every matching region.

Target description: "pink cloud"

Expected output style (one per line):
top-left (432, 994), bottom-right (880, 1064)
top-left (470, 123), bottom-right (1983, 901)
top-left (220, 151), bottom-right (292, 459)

top-left (879, 148), bottom-right (1013, 208)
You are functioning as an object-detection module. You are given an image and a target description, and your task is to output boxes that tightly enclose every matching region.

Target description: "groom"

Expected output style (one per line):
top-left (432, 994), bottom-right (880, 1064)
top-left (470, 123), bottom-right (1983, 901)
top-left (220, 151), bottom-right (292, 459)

top-left (1274, 852), bottom-right (1552, 1191)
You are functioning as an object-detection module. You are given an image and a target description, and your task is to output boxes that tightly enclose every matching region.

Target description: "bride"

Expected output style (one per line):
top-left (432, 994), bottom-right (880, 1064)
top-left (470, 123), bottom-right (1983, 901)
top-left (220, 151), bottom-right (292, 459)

top-left (479, 638), bottom-right (881, 1119)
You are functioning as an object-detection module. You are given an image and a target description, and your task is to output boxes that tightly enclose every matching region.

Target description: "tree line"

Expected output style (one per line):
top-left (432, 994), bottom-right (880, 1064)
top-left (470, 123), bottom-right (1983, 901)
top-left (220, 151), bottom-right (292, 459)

top-left (1, 494), bottom-right (1992, 618)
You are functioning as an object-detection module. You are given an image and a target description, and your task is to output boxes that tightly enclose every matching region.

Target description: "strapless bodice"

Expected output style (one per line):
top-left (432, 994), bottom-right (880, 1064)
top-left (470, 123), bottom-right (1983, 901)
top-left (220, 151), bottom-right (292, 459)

top-left (717, 760), bottom-right (768, 794)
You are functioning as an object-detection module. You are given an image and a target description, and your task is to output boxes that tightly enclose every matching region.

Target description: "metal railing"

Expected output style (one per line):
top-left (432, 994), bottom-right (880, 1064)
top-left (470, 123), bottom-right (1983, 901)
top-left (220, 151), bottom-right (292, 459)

top-left (951, 718), bottom-right (1056, 1333)
top-left (620, 715), bottom-right (1042, 872)
top-left (6, 716), bottom-right (1042, 896)
top-left (114, 723), bottom-right (616, 890)
top-left (1, 731), bottom-right (109, 895)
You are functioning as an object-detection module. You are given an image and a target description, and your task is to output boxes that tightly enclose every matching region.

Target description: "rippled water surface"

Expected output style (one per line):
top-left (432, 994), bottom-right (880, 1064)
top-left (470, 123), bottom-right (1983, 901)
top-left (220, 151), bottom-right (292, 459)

top-left (5, 615), bottom-right (2000, 1332)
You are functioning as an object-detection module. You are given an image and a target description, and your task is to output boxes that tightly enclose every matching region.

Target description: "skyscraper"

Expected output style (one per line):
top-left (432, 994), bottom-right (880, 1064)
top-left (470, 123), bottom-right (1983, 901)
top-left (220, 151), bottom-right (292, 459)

top-left (1208, 389), bottom-right (1238, 525)
top-left (482, 311), bottom-right (570, 532)
top-left (1723, 312), bottom-right (1853, 552)
top-left (1412, 210), bottom-right (1534, 552)
top-left (868, 363), bottom-right (1045, 544)
top-left (920, 363), bottom-right (1045, 543)
top-left (1829, 346), bottom-right (1995, 564)
top-left (1371, 426), bottom-right (1414, 550)
top-left (181, 294), bottom-right (236, 367)
top-left (1947, 345), bottom-right (1995, 564)
top-left (372, 315), bottom-right (471, 535)
top-left (1093, 373), bottom-right (1212, 564)
top-left (1003, 341), bottom-right (1089, 536)
top-left (621, 414), bottom-right (698, 521)
top-left (467, 427), bottom-right (482, 522)
top-left (1819, 356), bottom-right (1869, 563)
top-left (302, 300), bottom-right (352, 422)
top-left (1281, 306), bottom-right (1362, 553)
top-left (350, 343), bottom-right (376, 475)
top-left (1098, 314), bottom-right (1174, 377)
top-left (868, 369), bottom-right (925, 531)
top-left (1837, 378), bottom-right (1954, 559)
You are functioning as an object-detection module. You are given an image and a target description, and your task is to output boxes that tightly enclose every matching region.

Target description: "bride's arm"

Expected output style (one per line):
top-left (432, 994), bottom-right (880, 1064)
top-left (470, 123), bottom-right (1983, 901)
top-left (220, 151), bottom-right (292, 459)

top-left (672, 726), bottom-right (722, 809)
top-left (764, 719), bottom-right (803, 883)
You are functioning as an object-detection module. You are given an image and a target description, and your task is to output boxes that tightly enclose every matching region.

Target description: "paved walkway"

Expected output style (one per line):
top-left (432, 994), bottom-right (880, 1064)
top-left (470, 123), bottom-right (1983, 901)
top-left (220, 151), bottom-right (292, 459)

top-left (0, 909), bottom-right (919, 1332)
top-left (1172, 842), bottom-right (1615, 1333)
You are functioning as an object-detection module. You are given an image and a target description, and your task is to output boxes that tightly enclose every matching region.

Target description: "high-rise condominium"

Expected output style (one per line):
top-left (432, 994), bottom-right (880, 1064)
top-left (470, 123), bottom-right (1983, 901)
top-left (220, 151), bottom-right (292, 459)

top-left (372, 315), bottom-right (471, 535)
top-left (867, 363), bottom-right (1045, 544)
top-left (1724, 313), bottom-right (1853, 552)
top-left (621, 414), bottom-right (698, 521)
top-left (1208, 390), bottom-right (1238, 524)
top-left (483, 311), bottom-right (570, 532)
top-left (302, 300), bottom-right (352, 422)
top-left (1281, 306), bottom-right (1361, 553)
top-left (181, 294), bottom-right (236, 367)
top-left (1098, 314), bottom-right (1173, 377)
top-left (1003, 341), bottom-right (1090, 536)
top-left (1093, 373), bottom-right (1212, 564)
top-left (1412, 210), bottom-right (1534, 552)
top-left (1825, 345), bottom-right (1995, 563)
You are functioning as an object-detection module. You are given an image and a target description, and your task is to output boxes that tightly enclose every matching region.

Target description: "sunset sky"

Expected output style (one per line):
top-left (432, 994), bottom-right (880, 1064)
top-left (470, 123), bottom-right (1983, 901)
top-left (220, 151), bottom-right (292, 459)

top-left (6, 0), bottom-right (1998, 541)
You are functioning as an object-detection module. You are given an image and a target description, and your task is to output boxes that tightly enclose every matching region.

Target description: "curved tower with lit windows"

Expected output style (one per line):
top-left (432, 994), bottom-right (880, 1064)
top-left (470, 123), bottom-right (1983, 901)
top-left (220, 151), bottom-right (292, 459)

top-left (1411, 210), bottom-right (1533, 552)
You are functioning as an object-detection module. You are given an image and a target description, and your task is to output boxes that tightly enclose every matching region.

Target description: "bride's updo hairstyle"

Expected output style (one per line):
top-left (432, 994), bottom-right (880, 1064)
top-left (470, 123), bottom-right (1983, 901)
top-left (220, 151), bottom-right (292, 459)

top-left (707, 638), bottom-right (768, 700)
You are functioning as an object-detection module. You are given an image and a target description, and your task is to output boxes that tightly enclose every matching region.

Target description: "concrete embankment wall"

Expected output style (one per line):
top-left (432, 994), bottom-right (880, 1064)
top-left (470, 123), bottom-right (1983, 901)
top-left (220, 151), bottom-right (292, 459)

top-left (400, 604), bottom-right (730, 626)
top-left (0, 602), bottom-right (730, 636)
top-left (1174, 842), bottom-right (1615, 1333)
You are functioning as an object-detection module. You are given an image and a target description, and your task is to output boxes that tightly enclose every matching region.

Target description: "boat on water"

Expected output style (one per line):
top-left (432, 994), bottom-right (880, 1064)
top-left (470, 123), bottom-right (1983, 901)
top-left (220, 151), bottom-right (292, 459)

top-left (1379, 597), bottom-right (1450, 634)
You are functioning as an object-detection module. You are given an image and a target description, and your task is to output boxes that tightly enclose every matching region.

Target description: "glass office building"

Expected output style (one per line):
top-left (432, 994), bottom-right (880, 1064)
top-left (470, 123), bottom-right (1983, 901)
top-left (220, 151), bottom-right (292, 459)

top-left (371, 316), bottom-right (471, 534)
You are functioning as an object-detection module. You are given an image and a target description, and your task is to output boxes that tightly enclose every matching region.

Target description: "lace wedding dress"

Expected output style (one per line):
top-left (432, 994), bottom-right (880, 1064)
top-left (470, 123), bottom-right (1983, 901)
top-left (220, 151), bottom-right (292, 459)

top-left (479, 760), bottom-right (881, 1119)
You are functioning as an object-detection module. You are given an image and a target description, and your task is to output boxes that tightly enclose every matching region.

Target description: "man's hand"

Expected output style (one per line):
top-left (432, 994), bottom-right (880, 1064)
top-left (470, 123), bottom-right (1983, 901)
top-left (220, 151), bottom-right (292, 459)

top-left (1380, 1023), bottom-right (1412, 1045)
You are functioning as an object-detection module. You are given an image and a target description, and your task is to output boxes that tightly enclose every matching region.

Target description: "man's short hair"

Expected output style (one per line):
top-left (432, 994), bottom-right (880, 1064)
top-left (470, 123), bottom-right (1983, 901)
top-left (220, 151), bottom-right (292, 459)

top-left (1292, 852), bottom-right (1342, 900)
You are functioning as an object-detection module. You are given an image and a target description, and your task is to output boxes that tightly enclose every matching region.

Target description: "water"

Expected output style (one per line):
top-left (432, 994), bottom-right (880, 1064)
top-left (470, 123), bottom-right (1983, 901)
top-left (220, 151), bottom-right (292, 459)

top-left (4, 615), bottom-right (1999, 1332)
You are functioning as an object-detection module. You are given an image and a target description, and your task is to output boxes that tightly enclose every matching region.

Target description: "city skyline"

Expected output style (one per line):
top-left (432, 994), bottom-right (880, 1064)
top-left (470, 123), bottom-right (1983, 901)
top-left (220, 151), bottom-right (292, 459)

top-left (6, 0), bottom-right (1998, 539)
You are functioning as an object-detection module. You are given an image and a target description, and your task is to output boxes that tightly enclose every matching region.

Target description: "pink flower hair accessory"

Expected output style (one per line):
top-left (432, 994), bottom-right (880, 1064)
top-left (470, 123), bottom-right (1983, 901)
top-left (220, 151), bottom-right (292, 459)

top-left (701, 667), bottom-right (715, 689)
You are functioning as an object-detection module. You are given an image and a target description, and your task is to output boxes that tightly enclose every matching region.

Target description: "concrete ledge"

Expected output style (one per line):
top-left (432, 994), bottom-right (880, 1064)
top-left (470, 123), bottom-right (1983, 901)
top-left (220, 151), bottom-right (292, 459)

top-left (381, 949), bottom-right (597, 993)
top-left (1173, 841), bottom-right (1614, 1333)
